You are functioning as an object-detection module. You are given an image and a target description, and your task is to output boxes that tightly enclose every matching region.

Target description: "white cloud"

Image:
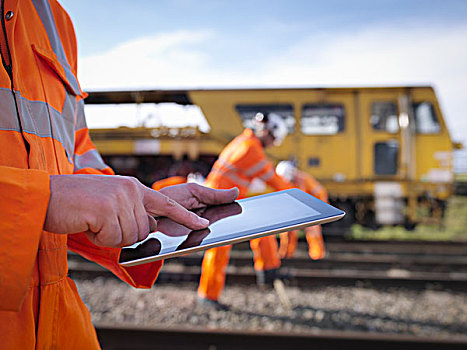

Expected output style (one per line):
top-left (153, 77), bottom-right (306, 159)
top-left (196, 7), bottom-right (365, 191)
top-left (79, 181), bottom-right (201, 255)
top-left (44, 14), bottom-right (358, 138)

top-left (79, 24), bottom-right (467, 144)
top-left (79, 30), bottom-right (216, 89)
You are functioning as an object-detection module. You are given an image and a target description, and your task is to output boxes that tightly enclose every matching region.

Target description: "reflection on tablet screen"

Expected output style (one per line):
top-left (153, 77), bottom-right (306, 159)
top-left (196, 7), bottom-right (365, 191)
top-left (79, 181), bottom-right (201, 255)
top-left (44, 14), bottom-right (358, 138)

top-left (120, 202), bottom-right (243, 262)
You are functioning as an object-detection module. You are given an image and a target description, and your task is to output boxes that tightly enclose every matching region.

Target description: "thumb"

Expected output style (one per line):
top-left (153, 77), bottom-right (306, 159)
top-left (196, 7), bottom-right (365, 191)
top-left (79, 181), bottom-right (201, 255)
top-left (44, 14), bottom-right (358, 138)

top-left (148, 214), bottom-right (158, 232)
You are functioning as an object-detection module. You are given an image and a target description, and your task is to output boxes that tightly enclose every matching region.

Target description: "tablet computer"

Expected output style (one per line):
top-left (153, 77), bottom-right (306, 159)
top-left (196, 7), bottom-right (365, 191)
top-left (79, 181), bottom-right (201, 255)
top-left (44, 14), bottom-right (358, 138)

top-left (119, 188), bottom-right (345, 267)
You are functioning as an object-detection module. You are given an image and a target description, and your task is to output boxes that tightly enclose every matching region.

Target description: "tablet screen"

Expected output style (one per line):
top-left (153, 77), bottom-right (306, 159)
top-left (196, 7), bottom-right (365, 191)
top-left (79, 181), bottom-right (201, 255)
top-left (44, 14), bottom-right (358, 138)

top-left (119, 189), bottom-right (343, 265)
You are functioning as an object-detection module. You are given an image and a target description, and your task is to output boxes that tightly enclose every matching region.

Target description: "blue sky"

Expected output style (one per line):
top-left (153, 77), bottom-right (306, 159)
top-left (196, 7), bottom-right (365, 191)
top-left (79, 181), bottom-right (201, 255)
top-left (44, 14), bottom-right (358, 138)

top-left (60, 0), bottom-right (467, 58)
top-left (59, 0), bottom-right (467, 145)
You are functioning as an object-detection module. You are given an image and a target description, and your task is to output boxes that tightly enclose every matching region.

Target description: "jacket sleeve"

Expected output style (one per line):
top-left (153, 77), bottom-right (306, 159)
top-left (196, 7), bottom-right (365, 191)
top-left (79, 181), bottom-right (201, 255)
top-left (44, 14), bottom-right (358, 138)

top-left (0, 166), bottom-right (50, 311)
top-left (303, 172), bottom-right (329, 203)
top-left (72, 99), bottom-right (113, 175)
top-left (67, 100), bottom-right (163, 288)
top-left (263, 167), bottom-right (294, 192)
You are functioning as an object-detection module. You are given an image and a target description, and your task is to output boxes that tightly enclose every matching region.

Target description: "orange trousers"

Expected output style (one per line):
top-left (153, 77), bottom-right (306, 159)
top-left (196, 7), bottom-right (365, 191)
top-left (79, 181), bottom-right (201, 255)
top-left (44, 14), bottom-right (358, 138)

top-left (198, 235), bottom-right (280, 301)
top-left (279, 225), bottom-right (326, 260)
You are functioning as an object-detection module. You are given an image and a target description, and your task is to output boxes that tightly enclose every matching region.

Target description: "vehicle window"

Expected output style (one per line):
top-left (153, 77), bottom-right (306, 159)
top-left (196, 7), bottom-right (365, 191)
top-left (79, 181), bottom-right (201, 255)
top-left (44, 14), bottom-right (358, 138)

top-left (412, 102), bottom-right (440, 134)
top-left (374, 141), bottom-right (399, 175)
top-left (235, 104), bottom-right (295, 133)
top-left (301, 104), bottom-right (345, 135)
top-left (370, 101), bottom-right (399, 133)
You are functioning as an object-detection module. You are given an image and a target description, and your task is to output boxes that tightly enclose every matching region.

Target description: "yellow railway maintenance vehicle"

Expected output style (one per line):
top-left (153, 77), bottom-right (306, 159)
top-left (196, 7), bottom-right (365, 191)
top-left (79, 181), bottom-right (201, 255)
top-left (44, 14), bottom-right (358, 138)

top-left (87, 86), bottom-right (457, 231)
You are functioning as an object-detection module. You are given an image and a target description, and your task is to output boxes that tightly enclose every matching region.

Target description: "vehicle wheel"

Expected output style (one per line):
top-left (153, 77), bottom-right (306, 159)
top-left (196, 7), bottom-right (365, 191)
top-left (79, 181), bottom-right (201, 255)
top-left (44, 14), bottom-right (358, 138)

top-left (403, 218), bottom-right (417, 231)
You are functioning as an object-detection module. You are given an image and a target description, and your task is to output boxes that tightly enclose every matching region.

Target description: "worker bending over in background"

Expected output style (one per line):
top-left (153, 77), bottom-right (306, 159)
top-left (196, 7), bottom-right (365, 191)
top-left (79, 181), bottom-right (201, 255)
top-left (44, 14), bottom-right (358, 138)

top-left (197, 113), bottom-right (293, 309)
top-left (276, 161), bottom-right (328, 260)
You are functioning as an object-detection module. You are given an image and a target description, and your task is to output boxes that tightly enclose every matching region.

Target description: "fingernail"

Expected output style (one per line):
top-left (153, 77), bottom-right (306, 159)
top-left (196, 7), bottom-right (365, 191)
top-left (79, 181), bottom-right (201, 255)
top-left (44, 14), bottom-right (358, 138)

top-left (197, 217), bottom-right (210, 227)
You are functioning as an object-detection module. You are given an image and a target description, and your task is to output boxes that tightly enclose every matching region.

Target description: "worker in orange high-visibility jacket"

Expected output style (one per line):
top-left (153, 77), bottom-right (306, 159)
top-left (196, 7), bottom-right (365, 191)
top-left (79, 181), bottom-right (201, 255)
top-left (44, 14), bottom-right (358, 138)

top-left (276, 161), bottom-right (328, 260)
top-left (197, 112), bottom-right (294, 309)
top-left (0, 2), bottom-right (237, 348)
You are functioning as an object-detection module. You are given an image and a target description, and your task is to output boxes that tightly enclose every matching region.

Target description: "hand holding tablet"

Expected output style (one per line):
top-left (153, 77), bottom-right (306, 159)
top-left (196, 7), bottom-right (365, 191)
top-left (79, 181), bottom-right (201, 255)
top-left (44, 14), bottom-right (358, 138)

top-left (119, 188), bottom-right (345, 266)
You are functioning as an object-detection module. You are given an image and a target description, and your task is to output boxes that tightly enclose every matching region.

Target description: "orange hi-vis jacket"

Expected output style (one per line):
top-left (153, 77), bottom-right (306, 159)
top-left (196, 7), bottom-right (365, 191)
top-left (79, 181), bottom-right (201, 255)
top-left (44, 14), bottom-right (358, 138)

top-left (279, 170), bottom-right (328, 259)
top-left (0, 1), bottom-right (162, 348)
top-left (151, 176), bottom-right (187, 191)
top-left (294, 170), bottom-right (328, 203)
top-left (198, 128), bottom-right (292, 301)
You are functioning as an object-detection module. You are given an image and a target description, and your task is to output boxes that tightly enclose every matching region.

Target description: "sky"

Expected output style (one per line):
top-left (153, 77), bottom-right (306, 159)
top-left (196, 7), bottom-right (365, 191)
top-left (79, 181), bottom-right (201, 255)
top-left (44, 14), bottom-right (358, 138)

top-left (59, 0), bottom-right (467, 147)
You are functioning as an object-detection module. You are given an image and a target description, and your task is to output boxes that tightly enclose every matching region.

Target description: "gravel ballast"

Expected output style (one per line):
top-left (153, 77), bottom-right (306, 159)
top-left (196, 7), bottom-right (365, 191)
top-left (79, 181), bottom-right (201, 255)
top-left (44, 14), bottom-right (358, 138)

top-left (75, 277), bottom-right (467, 339)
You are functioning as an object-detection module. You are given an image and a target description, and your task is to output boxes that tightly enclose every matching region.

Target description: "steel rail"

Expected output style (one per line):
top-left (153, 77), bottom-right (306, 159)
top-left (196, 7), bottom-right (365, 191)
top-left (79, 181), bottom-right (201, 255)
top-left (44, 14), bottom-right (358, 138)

top-left (167, 251), bottom-right (467, 272)
top-left (94, 324), bottom-right (467, 350)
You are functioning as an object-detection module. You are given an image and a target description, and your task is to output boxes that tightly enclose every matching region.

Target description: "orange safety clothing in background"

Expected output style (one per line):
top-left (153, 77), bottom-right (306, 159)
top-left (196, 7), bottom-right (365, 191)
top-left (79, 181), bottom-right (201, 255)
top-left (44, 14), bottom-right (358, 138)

top-left (151, 176), bottom-right (187, 191)
top-left (0, 1), bottom-right (162, 348)
top-left (279, 170), bottom-right (328, 260)
top-left (198, 128), bottom-right (292, 301)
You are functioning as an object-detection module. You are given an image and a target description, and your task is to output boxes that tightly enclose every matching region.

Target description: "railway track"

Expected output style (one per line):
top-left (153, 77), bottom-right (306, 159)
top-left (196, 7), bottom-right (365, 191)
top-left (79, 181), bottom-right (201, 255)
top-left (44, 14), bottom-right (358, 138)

top-left (170, 249), bottom-right (467, 273)
top-left (95, 324), bottom-right (467, 350)
top-left (68, 239), bottom-right (467, 291)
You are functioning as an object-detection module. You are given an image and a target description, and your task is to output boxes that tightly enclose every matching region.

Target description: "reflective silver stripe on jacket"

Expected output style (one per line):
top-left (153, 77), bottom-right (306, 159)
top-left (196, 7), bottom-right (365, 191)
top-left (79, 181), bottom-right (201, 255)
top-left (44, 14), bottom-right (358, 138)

top-left (73, 100), bottom-right (109, 171)
top-left (210, 168), bottom-right (250, 188)
top-left (17, 90), bottom-right (76, 163)
top-left (31, 0), bottom-right (81, 96)
top-left (0, 88), bottom-right (19, 130)
top-left (216, 158), bottom-right (236, 172)
top-left (259, 168), bottom-right (275, 181)
top-left (73, 149), bottom-right (108, 172)
top-left (244, 159), bottom-right (268, 177)
top-left (75, 99), bottom-right (87, 130)
top-left (0, 89), bottom-right (76, 163)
